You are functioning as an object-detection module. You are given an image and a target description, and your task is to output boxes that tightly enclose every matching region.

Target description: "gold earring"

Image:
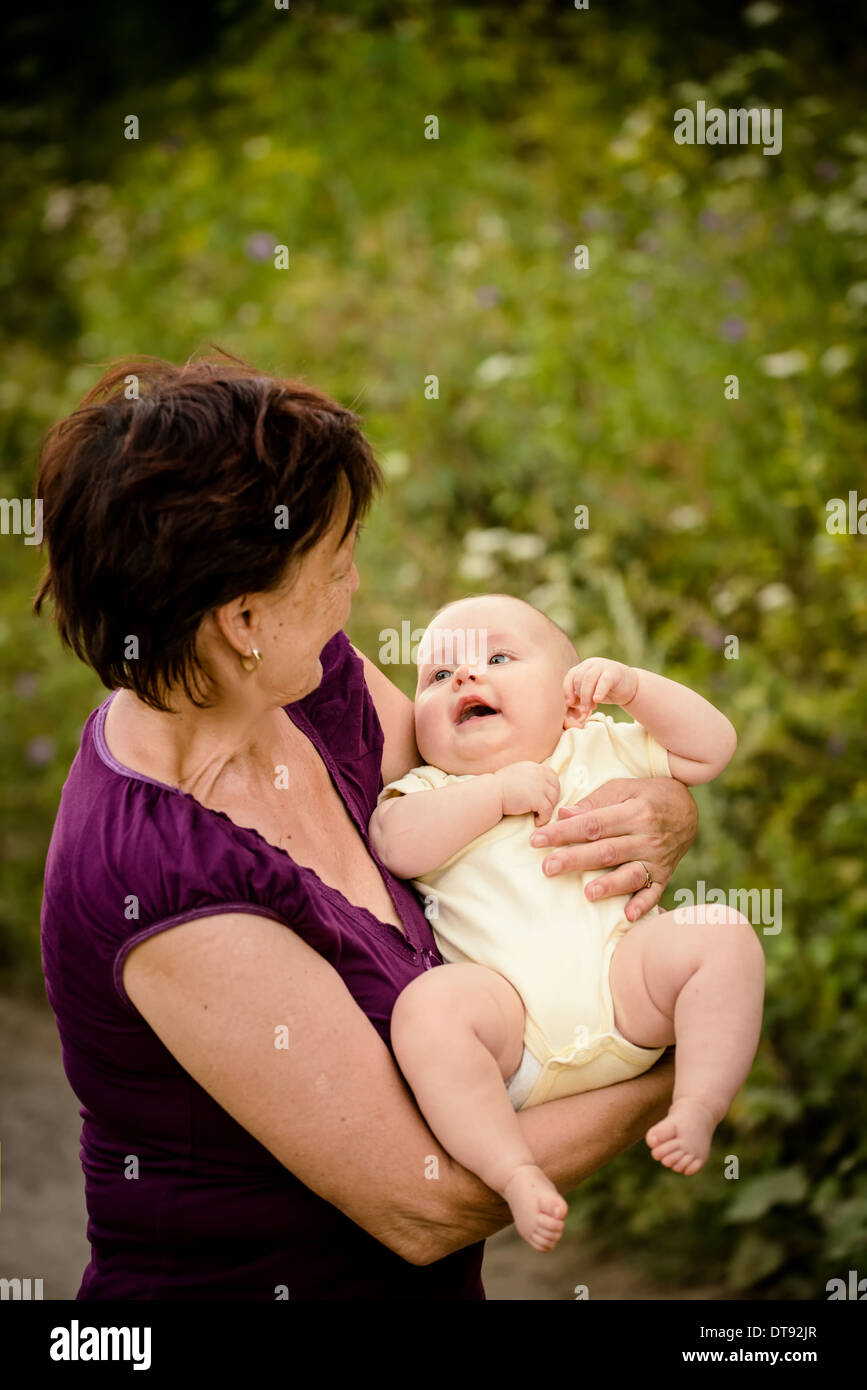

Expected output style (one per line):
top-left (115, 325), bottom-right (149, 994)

top-left (240, 647), bottom-right (262, 673)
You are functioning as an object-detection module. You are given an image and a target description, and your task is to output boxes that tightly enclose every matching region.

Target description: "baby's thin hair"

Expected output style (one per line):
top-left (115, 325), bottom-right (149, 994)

top-left (427, 592), bottom-right (579, 673)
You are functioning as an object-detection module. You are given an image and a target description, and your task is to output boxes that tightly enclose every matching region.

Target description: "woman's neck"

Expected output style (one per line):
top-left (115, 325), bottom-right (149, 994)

top-left (104, 686), bottom-right (293, 803)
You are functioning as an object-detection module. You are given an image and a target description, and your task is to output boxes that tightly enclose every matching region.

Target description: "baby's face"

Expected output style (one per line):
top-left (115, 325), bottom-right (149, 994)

top-left (413, 596), bottom-right (572, 775)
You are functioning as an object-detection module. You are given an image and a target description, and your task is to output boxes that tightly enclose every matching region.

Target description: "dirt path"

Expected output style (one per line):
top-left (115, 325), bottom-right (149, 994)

top-left (0, 995), bottom-right (90, 1298)
top-left (0, 994), bottom-right (729, 1300)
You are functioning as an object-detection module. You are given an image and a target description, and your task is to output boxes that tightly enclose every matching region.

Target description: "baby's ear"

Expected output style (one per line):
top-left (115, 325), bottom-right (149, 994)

top-left (562, 663), bottom-right (585, 729)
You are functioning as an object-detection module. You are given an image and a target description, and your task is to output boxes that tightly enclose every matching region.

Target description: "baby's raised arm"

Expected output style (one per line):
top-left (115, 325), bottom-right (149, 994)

top-left (567, 659), bottom-right (737, 785)
top-left (369, 763), bottom-right (560, 879)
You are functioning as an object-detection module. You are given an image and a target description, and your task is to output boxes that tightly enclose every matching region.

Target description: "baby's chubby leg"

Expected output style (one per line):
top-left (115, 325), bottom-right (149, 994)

top-left (609, 904), bottom-right (765, 1175)
top-left (391, 963), bottom-right (568, 1251)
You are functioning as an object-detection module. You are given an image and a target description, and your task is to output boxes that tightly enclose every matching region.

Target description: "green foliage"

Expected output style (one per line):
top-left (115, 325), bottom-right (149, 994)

top-left (1, 4), bottom-right (865, 1294)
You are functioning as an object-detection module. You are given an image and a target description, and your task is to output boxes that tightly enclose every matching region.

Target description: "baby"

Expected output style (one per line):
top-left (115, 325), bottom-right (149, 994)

top-left (369, 593), bottom-right (765, 1253)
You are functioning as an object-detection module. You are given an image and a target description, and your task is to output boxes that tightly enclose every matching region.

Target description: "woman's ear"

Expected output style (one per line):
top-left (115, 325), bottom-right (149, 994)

top-left (212, 594), bottom-right (255, 657)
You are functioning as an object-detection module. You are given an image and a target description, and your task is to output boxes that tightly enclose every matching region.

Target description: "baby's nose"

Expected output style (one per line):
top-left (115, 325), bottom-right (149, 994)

top-left (453, 663), bottom-right (479, 684)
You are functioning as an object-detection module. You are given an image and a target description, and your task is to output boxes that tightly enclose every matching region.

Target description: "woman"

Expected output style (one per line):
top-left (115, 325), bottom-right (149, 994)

top-left (36, 351), bottom-right (695, 1300)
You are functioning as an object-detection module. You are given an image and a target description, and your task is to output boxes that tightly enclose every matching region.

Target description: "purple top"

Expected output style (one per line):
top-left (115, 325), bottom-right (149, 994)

top-left (41, 630), bottom-right (485, 1300)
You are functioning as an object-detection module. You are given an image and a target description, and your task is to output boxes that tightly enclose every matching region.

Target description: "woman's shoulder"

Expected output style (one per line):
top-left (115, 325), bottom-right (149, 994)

top-left (41, 698), bottom-right (303, 957)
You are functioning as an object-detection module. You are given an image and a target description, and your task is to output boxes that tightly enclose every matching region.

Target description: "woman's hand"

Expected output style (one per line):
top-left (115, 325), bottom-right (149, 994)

top-left (529, 777), bottom-right (698, 920)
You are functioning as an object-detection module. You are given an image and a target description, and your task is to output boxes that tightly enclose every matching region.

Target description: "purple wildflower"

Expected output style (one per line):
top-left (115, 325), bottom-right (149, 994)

top-left (814, 160), bottom-right (840, 182)
top-left (720, 316), bottom-right (747, 341)
top-left (13, 673), bottom-right (38, 700)
top-left (582, 207), bottom-right (610, 230)
top-left (635, 231), bottom-right (661, 254)
top-left (26, 736), bottom-right (55, 766)
top-left (245, 233), bottom-right (275, 263)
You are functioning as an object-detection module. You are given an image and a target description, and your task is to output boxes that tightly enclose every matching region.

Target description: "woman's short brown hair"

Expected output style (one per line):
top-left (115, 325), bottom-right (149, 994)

top-left (33, 348), bottom-right (383, 710)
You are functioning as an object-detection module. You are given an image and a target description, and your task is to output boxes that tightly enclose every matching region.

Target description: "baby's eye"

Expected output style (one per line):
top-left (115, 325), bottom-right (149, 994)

top-left (432, 669), bottom-right (452, 682)
top-left (490, 652), bottom-right (512, 664)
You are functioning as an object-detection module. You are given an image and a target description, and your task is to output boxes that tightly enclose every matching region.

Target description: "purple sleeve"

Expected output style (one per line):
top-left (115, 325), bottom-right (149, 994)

top-left (290, 629), bottom-right (387, 817)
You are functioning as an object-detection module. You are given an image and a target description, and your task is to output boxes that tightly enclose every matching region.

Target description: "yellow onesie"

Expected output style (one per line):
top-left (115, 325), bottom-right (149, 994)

top-left (378, 713), bottom-right (672, 1110)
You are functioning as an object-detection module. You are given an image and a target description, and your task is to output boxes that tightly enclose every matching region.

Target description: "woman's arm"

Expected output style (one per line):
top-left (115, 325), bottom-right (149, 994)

top-left (350, 644), bottom-right (420, 785)
top-left (123, 912), bottom-right (674, 1266)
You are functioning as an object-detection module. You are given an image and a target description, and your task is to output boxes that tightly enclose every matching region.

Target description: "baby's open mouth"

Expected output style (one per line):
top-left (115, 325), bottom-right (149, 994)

top-left (456, 700), bottom-right (500, 725)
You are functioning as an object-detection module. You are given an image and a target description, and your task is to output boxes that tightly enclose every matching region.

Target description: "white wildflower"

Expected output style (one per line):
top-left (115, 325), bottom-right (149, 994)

top-left (819, 345), bottom-right (853, 377)
top-left (743, 2), bottom-right (781, 27)
top-left (501, 533), bottom-right (546, 562)
top-left (476, 214), bottom-right (507, 241)
top-left (668, 506), bottom-right (705, 531)
top-left (846, 282), bottom-right (867, 309)
top-left (396, 561), bottom-right (421, 589)
top-left (462, 527), bottom-right (513, 555)
top-left (458, 553), bottom-right (497, 582)
top-left (451, 242), bottom-right (482, 271)
top-left (381, 450), bottom-right (410, 479)
top-left (712, 588), bottom-right (739, 616)
top-left (756, 583), bottom-right (793, 611)
top-left (474, 354), bottom-right (530, 386)
top-left (759, 350), bottom-right (809, 377)
top-left (825, 196), bottom-right (867, 235)
top-left (43, 188), bottom-right (76, 231)
top-left (243, 136), bottom-right (272, 160)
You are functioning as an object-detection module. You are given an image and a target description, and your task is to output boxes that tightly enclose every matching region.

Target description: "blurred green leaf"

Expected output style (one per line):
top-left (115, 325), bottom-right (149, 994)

top-left (724, 1167), bottom-right (810, 1223)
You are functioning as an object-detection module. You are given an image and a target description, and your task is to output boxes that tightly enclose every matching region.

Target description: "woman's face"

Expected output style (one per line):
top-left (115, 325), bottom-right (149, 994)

top-left (244, 493), bottom-right (361, 706)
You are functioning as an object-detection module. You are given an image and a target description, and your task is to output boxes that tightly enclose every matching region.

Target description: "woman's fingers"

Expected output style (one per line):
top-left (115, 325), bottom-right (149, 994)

top-left (541, 836), bottom-right (648, 879)
top-left (530, 797), bottom-right (640, 848)
top-left (622, 879), bottom-right (666, 921)
top-left (585, 859), bottom-right (649, 898)
top-left (583, 861), bottom-right (664, 915)
top-left (529, 778), bottom-right (686, 893)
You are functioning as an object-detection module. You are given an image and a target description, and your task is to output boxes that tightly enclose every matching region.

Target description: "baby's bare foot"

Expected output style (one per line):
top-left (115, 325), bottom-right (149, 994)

top-left (502, 1164), bottom-right (568, 1252)
top-left (646, 1097), bottom-right (718, 1176)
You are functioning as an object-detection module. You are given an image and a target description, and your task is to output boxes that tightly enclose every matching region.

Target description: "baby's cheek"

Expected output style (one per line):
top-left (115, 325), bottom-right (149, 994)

top-left (414, 709), bottom-right (443, 764)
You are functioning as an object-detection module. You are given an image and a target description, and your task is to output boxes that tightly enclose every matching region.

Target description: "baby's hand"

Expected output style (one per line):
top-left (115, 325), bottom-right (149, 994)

top-left (493, 762), bottom-right (561, 826)
top-left (565, 658), bottom-right (639, 728)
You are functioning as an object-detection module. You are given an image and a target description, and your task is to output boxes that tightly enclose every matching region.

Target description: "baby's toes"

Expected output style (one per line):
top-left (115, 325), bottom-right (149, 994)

top-left (648, 1136), bottom-right (683, 1161)
top-left (674, 1152), bottom-right (702, 1176)
top-left (541, 1192), bottom-right (568, 1221)
top-left (533, 1221), bottom-right (563, 1251)
top-left (646, 1117), bottom-right (677, 1148)
top-left (539, 1212), bottom-right (566, 1234)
